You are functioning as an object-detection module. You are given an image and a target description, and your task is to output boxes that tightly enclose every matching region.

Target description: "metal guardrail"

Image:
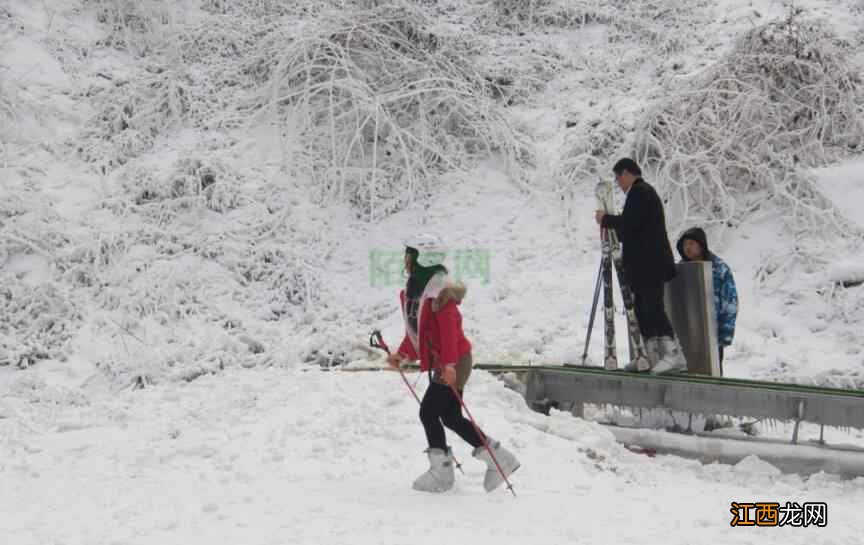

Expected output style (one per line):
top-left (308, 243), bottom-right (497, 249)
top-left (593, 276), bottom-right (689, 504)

top-left (475, 364), bottom-right (864, 397)
top-left (473, 365), bottom-right (864, 436)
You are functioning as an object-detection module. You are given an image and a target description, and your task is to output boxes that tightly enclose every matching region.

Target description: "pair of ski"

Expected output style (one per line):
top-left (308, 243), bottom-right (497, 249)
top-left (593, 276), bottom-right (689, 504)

top-left (583, 180), bottom-right (651, 372)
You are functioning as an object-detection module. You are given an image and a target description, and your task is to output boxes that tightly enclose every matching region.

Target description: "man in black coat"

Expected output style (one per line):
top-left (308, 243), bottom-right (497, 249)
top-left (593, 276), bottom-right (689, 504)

top-left (594, 158), bottom-right (686, 374)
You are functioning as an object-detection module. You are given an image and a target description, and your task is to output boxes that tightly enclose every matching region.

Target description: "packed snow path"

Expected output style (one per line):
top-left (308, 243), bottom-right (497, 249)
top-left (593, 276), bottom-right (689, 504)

top-left (1, 367), bottom-right (861, 544)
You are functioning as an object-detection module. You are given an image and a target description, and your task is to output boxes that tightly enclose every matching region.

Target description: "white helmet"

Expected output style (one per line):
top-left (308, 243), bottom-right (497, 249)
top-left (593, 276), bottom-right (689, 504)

top-left (404, 233), bottom-right (446, 267)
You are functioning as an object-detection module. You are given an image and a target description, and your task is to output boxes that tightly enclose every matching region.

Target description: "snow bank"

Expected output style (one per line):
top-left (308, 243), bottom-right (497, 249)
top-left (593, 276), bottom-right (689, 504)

top-left (607, 426), bottom-right (864, 480)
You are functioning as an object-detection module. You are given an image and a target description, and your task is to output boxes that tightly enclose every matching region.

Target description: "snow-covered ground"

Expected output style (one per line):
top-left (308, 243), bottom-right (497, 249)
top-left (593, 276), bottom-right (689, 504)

top-left (3, 0), bottom-right (864, 542)
top-left (2, 366), bottom-right (863, 544)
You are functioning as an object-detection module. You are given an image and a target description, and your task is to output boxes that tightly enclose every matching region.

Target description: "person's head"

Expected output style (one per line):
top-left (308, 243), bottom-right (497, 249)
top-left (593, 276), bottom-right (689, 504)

top-left (403, 233), bottom-right (447, 297)
top-left (403, 233), bottom-right (446, 275)
top-left (676, 227), bottom-right (710, 262)
top-left (612, 158), bottom-right (641, 193)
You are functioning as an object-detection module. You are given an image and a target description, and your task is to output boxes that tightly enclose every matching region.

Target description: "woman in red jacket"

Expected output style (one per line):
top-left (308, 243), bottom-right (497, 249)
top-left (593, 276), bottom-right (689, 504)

top-left (387, 234), bottom-right (520, 493)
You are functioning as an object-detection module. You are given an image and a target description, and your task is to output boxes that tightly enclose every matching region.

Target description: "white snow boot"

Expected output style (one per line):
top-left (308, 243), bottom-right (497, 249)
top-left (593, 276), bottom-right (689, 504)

top-left (623, 356), bottom-right (650, 372)
top-left (623, 338), bottom-right (656, 372)
top-left (412, 448), bottom-right (455, 493)
top-left (472, 440), bottom-right (520, 492)
top-left (651, 336), bottom-right (687, 374)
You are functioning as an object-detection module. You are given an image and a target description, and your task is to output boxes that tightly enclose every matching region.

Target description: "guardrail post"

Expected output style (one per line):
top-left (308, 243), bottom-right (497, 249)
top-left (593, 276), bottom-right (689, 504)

top-left (791, 400), bottom-right (806, 444)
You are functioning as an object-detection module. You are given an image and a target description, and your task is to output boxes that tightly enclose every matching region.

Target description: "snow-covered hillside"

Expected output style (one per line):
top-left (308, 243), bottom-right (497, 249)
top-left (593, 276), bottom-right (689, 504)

top-left (2, 0), bottom-right (864, 542)
top-left (3, 0), bottom-right (864, 387)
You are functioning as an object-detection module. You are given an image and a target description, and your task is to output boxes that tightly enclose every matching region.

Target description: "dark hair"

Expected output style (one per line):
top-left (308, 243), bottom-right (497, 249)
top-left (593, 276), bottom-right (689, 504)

top-left (612, 158), bottom-right (641, 177)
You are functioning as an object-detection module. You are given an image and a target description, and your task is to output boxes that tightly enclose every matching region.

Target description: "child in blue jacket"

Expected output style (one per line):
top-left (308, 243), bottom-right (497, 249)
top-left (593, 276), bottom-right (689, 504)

top-left (676, 228), bottom-right (738, 375)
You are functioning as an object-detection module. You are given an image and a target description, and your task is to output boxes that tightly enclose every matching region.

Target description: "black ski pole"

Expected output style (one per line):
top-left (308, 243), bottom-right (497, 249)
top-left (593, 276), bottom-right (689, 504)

top-left (581, 257), bottom-right (604, 365)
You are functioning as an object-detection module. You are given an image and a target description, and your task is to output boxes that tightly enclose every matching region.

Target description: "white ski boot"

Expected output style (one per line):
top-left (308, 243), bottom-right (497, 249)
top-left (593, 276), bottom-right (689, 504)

top-left (472, 440), bottom-right (520, 492)
top-left (412, 448), bottom-right (455, 493)
top-left (652, 336), bottom-right (687, 374)
top-left (623, 354), bottom-right (650, 372)
top-left (623, 338), bottom-right (655, 372)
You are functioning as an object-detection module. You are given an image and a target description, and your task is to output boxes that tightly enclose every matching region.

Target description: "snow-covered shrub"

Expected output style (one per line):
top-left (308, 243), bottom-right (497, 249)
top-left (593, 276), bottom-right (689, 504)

top-left (79, 67), bottom-right (192, 172)
top-left (96, 257), bottom-right (218, 320)
top-left (1, 188), bottom-right (73, 270)
top-left (552, 109), bottom-right (629, 232)
top-left (558, 110), bottom-right (627, 185)
top-left (201, 0), bottom-right (396, 18)
top-left (179, 15), bottom-right (265, 65)
top-left (606, 0), bottom-right (710, 55)
top-left (631, 11), bottom-right (864, 232)
top-left (92, 321), bottom-right (264, 388)
top-left (488, 0), bottom-right (613, 30)
top-left (200, 0), bottom-right (312, 18)
top-left (87, 0), bottom-right (178, 57)
top-left (177, 16), bottom-right (274, 129)
top-left (2, 374), bottom-right (90, 406)
top-left (53, 228), bottom-right (145, 293)
top-left (231, 244), bottom-right (323, 321)
top-left (122, 156), bottom-right (242, 214)
top-left (488, 0), bottom-right (706, 55)
top-left (244, 2), bottom-right (532, 221)
top-left (0, 275), bottom-right (81, 368)
top-left (476, 37), bottom-right (571, 107)
top-left (822, 282), bottom-right (864, 326)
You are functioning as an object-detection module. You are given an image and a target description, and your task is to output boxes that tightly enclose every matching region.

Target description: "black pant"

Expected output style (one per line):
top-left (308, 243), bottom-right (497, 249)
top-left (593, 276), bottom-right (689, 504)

top-left (420, 382), bottom-right (485, 450)
top-left (632, 283), bottom-right (674, 339)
